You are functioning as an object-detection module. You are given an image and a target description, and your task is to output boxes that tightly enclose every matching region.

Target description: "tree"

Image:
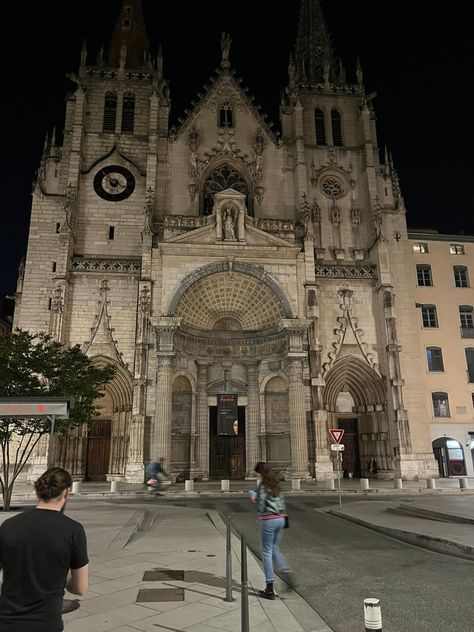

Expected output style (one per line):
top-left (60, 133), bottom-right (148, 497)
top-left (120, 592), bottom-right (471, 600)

top-left (0, 330), bottom-right (115, 510)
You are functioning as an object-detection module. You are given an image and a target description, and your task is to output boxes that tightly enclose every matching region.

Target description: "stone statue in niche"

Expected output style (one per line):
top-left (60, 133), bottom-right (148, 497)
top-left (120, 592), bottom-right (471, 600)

top-left (222, 207), bottom-right (237, 240)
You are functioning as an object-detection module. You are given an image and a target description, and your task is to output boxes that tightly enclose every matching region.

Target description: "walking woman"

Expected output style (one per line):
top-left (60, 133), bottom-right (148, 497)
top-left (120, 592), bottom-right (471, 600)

top-left (250, 462), bottom-right (293, 599)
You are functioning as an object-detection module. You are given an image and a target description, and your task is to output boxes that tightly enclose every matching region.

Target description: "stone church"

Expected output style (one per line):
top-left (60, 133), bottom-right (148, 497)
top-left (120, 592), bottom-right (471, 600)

top-left (14, 0), bottom-right (439, 482)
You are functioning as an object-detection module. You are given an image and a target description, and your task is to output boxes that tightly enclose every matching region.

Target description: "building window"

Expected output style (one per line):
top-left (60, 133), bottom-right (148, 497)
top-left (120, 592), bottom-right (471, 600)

top-left (466, 348), bottom-right (474, 383)
top-left (202, 164), bottom-right (249, 215)
top-left (454, 266), bottom-right (469, 288)
top-left (315, 108), bottom-right (326, 145)
top-left (55, 222), bottom-right (61, 234)
top-left (331, 109), bottom-right (343, 146)
top-left (432, 392), bottom-right (450, 417)
top-left (450, 244), bottom-right (465, 255)
top-left (472, 393), bottom-right (474, 411)
top-left (48, 298), bottom-right (52, 311)
top-left (219, 102), bottom-right (233, 128)
top-left (108, 226), bottom-right (115, 240)
top-left (103, 92), bottom-right (117, 132)
top-left (426, 347), bottom-right (444, 372)
top-left (52, 262), bottom-right (57, 273)
top-left (460, 305), bottom-right (474, 331)
top-left (413, 242), bottom-right (429, 254)
top-left (121, 93), bottom-right (135, 133)
top-left (421, 304), bottom-right (438, 328)
top-left (417, 264), bottom-right (433, 286)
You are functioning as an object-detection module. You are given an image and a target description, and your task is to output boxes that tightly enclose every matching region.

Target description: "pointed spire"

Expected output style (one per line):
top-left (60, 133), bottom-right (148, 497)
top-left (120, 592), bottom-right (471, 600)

top-left (156, 43), bottom-right (163, 79)
top-left (108, 0), bottom-right (149, 68)
top-left (356, 57), bottom-right (364, 87)
top-left (80, 39), bottom-right (87, 66)
top-left (294, 0), bottom-right (336, 85)
top-left (51, 127), bottom-right (56, 154)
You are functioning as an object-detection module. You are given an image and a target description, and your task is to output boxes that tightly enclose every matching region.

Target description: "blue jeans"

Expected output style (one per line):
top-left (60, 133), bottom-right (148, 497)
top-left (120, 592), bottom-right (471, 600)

top-left (259, 517), bottom-right (288, 582)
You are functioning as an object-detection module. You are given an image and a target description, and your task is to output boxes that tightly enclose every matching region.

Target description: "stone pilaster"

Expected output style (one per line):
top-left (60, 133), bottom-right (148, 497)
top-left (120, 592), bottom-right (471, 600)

top-left (195, 361), bottom-right (209, 479)
top-left (246, 362), bottom-right (261, 477)
top-left (288, 357), bottom-right (310, 478)
top-left (153, 355), bottom-right (174, 469)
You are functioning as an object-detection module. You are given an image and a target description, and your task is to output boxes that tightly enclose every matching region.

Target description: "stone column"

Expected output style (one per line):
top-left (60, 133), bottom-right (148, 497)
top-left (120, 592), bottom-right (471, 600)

top-left (195, 362), bottom-right (209, 479)
top-left (153, 355), bottom-right (174, 469)
top-left (246, 362), bottom-right (261, 477)
top-left (288, 357), bottom-right (310, 478)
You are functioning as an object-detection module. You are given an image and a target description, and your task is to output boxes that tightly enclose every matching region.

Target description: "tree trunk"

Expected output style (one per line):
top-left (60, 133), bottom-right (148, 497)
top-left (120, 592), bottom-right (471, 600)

top-left (2, 485), bottom-right (13, 511)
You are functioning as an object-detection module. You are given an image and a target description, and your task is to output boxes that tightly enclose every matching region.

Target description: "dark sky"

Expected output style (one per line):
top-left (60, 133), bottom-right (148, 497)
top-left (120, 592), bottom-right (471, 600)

top-left (1, 0), bottom-right (472, 314)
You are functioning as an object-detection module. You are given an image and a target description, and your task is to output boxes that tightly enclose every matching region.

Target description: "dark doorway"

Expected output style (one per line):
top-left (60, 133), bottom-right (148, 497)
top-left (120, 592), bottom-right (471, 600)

top-left (338, 419), bottom-right (361, 478)
top-left (86, 420), bottom-right (111, 481)
top-left (432, 437), bottom-right (466, 477)
top-left (209, 406), bottom-right (245, 479)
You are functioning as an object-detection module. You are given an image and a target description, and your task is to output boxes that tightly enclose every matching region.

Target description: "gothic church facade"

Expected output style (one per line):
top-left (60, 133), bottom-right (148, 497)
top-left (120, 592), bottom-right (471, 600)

top-left (15, 0), bottom-right (438, 481)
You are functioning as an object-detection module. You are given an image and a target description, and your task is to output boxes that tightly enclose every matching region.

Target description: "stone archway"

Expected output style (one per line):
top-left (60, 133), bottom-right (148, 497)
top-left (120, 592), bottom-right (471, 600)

top-left (323, 356), bottom-right (390, 478)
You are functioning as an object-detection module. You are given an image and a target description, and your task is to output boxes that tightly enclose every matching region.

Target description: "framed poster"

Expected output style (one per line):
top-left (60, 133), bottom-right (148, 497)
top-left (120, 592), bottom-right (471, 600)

top-left (217, 394), bottom-right (238, 435)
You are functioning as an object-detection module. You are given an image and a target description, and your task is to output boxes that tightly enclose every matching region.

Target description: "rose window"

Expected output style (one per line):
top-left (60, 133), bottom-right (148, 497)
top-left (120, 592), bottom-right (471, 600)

top-left (320, 175), bottom-right (344, 198)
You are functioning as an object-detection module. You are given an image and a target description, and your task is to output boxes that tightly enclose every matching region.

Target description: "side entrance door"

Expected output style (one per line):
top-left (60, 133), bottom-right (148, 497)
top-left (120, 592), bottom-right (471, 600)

top-left (209, 406), bottom-right (246, 479)
top-left (86, 419), bottom-right (111, 481)
top-left (338, 419), bottom-right (361, 478)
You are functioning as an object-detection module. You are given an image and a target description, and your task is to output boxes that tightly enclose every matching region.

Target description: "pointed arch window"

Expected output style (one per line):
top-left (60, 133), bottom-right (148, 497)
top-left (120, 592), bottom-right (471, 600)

top-left (219, 102), bottom-right (233, 128)
top-left (121, 93), bottom-right (135, 134)
top-left (103, 92), bottom-right (117, 132)
top-left (331, 109), bottom-right (343, 146)
top-left (315, 108), bottom-right (326, 145)
top-left (202, 164), bottom-right (249, 215)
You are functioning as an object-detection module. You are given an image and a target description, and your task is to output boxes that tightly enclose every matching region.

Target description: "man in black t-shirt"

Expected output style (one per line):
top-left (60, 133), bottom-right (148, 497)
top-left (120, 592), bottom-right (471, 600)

top-left (0, 467), bottom-right (89, 632)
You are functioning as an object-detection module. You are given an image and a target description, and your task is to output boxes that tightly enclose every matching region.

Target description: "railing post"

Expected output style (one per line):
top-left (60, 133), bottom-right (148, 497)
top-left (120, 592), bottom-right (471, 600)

top-left (225, 516), bottom-right (234, 602)
top-left (241, 535), bottom-right (249, 632)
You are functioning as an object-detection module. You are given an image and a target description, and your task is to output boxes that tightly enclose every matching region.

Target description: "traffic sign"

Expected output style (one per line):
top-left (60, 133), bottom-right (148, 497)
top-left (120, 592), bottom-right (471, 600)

top-left (329, 428), bottom-right (345, 444)
top-left (331, 443), bottom-right (345, 451)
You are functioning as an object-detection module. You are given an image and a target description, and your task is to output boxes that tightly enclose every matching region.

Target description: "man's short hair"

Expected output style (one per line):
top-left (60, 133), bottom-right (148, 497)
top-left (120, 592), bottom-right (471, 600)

top-left (34, 467), bottom-right (72, 501)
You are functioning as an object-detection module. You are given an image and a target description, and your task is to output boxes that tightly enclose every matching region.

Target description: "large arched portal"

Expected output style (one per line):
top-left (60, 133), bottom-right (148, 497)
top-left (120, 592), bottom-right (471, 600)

top-left (152, 262), bottom-right (310, 480)
top-left (324, 356), bottom-right (389, 478)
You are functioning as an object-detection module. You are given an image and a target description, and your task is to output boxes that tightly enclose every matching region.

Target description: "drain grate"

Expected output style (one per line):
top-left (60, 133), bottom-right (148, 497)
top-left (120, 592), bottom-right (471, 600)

top-left (137, 588), bottom-right (184, 602)
top-left (143, 569), bottom-right (184, 581)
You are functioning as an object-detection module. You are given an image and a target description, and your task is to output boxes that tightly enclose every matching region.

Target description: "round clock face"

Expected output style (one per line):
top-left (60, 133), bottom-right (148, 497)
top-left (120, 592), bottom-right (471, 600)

top-left (93, 165), bottom-right (135, 201)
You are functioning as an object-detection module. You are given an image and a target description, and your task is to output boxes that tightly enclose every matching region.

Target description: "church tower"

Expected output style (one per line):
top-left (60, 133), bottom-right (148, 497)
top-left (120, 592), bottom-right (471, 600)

top-left (15, 0), bottom-right (438, 482)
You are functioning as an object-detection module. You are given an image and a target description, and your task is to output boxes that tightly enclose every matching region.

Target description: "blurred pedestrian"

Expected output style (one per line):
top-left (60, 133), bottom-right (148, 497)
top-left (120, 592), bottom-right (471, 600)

top-left (0, 467), bottom-right (89, 632)
top-left (145, 457), bottom-right (167, 496)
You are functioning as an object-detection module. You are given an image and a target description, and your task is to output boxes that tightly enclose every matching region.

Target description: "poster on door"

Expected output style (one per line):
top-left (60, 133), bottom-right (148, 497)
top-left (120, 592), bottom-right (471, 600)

top-left (217, 394), bottom-right (238, 435)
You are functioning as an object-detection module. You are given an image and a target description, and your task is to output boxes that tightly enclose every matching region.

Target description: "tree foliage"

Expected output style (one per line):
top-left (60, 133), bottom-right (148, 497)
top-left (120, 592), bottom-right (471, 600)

top-left (0, 329), bottom-right (115, 509)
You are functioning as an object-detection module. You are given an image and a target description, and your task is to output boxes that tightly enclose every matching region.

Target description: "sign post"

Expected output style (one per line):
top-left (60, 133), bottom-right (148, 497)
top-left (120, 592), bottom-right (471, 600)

top-left (329, 429), bottom-right (345, 508)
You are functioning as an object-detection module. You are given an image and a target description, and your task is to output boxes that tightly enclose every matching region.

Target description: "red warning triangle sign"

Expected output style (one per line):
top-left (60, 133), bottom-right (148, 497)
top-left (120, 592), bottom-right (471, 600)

top-left (329, 428), bottom-right (345, 444)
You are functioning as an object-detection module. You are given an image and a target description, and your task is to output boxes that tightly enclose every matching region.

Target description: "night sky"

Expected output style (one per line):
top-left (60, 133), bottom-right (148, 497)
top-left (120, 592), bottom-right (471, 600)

top-left (1, 0), bottom-right (472, 315)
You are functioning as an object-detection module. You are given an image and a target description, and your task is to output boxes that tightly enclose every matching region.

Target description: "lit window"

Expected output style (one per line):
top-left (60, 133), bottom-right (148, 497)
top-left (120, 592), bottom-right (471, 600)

top-left (413, 242), bottom-right (428, 254)
top-left (454, 266), bottom-right (469, 288)
top-left (426, 347), bottom-right (444, 372)
top-left (417, 264), bottom-right (433, 287)
top-left (450, 244), bottom-right (465, 255)
top-left (421, 305), bottom-right (438, 328)
top-left (432, 392), bottom-right (450, 417)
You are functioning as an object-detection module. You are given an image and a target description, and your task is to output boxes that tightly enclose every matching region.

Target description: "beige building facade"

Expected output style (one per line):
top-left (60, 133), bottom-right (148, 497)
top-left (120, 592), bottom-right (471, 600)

top-left (410, 231), bottom-right (474, 477)
top-left (14, 0), bottom-right (439, 482)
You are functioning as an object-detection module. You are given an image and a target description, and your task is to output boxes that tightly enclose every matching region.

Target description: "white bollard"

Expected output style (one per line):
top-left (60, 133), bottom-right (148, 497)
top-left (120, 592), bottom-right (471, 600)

top-left (110, 481), bottom-right (118, 493)
top-left (459, 478), bottom-right (469, 490)
top-left (394, 478), bottom-right (403, 490)
top-left (327, 478), bottom-right (335, 490)
top-left (71, 481), bottom-right (81, 495)
top-left (291, 479), bottom-right (301, 490)
top-left (185, 479), bottom-right (194, 492)
top-left (364, 598), bottom-right (382, 631)
top-left (426, 478), bottom-right (436, 489)
top-left (360, 478), bottom-right (370, 490)
top-left (221, 479), bottom-right (230, 491)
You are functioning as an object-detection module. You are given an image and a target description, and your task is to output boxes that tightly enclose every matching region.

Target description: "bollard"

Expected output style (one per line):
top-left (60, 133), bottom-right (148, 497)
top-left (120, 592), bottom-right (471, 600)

top-left (225, 516), bottom-right (234, 602)
top-left (291, 478), bottom-right (301, 490)
top-left (394, 478), bottom-right (403, 490)
top-left (426, 478), bottom-right (436, 489)
top-left (459, 478), bottom-right (469, 490)
top-left (327, 478), bottom-right (335, 490)
top-left (364, 598), bottom-right (382, 631)
top-left (185, 479), bottom-right (194, 492)
top-left (71, 481), bottom-right (81, 495)
top-left (221, 479), bottom-right (230, 492)
top-left (360, 478), bottom-right (370, 490)
top-left (241, 535), bottom-right (250, 632)
top-left (110, 481), bottom-right (118, 493)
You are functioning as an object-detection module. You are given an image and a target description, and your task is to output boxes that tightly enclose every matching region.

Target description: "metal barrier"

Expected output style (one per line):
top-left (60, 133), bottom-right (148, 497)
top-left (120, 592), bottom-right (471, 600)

top-left (225, 516), bottom-right (234, 602)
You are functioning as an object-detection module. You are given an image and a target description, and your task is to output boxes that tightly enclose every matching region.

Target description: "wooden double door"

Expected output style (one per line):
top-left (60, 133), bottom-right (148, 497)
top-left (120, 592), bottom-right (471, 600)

top-left (86, 420), bottom-right (111, 481)
top-left (209, 406), bottom-right (246, 479)
top-left (338, 419), bottom-right (361, 478)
